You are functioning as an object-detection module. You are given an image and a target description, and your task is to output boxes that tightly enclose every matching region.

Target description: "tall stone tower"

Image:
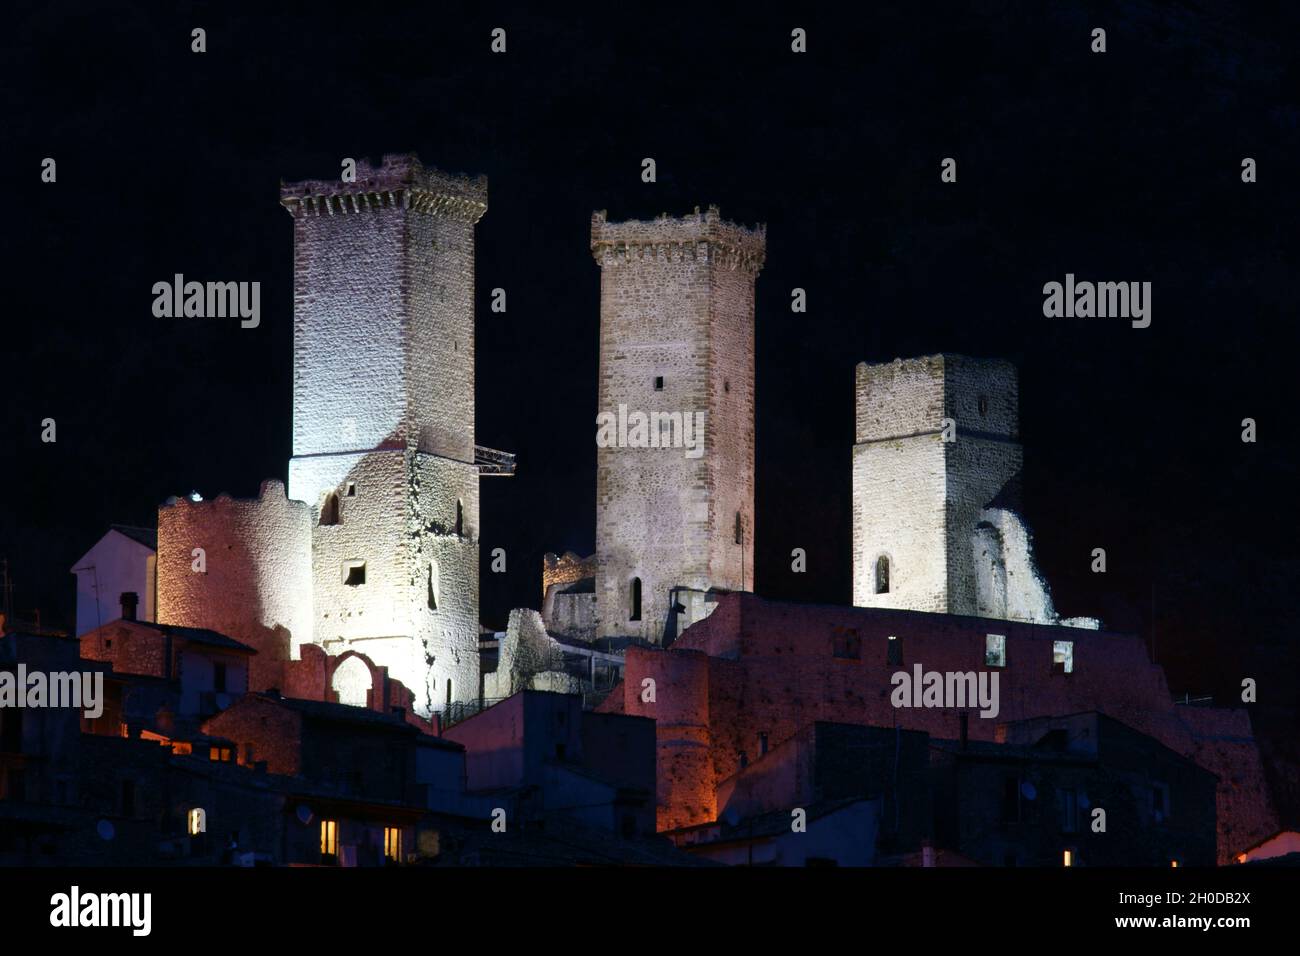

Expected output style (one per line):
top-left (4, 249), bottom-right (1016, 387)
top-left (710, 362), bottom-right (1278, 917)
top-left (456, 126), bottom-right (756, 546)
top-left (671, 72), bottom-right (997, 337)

top-left (852, 354), bottom-right (1024, 616)
top-left (591, 207), bottom-right (765, 642)
top-left (280, 155), bottom-right (489, 718)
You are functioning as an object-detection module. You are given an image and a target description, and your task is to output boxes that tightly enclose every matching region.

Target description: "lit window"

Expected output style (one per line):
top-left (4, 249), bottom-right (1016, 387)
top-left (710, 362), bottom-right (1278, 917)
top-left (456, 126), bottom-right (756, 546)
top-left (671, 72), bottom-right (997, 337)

top-left (384, 827), bottom-right (402, 863)
top-left (343, 561), bottom-right (366, 587)
top-left (986, 634), bottom-right (1006, 667)
top-left (321, 819), bottom-right (338, 856)
top-left (1052, 640), bottom-right (1073, 674)
top-left (1170, 859), bottom-right (1180, 868)
top-left (1063, 848), bottom-right (1075, 867)
top-left (188, 808), bottom-right (207, 836)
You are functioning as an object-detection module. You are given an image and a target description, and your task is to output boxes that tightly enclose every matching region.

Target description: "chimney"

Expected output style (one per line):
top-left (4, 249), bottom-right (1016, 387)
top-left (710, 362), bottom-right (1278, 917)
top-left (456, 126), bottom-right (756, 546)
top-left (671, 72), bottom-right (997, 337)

top-left (958, 712), bottom-right (969, 751)
top-left (120, 591), bottom-right (139, 622)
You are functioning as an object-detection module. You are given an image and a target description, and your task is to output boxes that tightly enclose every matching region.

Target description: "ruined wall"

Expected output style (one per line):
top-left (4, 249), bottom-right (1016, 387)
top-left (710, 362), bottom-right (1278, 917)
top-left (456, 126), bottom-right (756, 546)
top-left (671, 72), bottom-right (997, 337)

top-left (156, 480), bottom-right (311, 692)
top-left (592, 207), bottom-right (764, 642)
top-left (600, 593), bottom-right (1274, 860)
top-left (281, 155), bottom-right (487, 718)
top-left (853, 355), bottom-right (1062, 624)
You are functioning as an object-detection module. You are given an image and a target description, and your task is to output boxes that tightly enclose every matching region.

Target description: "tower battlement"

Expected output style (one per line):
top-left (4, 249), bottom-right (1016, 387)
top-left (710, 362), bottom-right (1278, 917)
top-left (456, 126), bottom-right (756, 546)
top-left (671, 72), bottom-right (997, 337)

top-left (591, 206), bottom-right (766, 274)
top-left (280, 154), bottom-right (487, 222)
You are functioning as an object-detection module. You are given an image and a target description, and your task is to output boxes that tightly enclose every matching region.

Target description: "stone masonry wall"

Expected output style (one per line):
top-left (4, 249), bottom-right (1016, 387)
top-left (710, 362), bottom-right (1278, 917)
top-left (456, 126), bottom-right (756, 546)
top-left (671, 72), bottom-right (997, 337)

top-left (281, 155), bottom-right (486, 717)
top-left (156, 480), bottom-right (312, 691)
top-left (592, 207), bottom-right (764, 642)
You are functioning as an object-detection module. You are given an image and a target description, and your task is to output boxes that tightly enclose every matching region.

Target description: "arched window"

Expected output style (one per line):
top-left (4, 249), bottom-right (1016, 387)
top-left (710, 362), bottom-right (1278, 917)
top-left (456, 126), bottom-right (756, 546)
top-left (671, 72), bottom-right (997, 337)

top-left (875, 555), bottom-right (890, 594)
top-left (319, 493), bottom-right (340, 527)
top-left (629, 577), bottom-right (642, 622)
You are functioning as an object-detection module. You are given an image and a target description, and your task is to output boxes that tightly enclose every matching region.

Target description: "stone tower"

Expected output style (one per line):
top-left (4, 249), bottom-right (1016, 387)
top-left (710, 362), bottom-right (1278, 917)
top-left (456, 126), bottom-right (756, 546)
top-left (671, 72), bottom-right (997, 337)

top-left (280, 155), bottom-right (489, 718)
top-left (591, 207), bottom-right (765, 642)
top-left (852, 354), bottom-right (1024, 616)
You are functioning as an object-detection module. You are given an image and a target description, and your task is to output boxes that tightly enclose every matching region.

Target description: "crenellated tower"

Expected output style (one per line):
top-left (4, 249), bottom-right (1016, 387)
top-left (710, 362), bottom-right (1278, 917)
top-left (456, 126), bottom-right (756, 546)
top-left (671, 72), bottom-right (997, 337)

top-left (280, 154), bottom-right (493, 718)
top-left (591, 207), bottom-right (765, 642)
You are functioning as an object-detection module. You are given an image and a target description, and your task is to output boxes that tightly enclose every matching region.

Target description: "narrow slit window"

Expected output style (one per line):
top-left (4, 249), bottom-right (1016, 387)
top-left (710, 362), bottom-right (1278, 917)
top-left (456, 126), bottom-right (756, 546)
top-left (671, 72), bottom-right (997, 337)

top-left (629, 577), bottom-right (642, 622)
top-left (875, 555), bottom-right (890, 594)
top-left (320, 493), bottom-right (341, 527)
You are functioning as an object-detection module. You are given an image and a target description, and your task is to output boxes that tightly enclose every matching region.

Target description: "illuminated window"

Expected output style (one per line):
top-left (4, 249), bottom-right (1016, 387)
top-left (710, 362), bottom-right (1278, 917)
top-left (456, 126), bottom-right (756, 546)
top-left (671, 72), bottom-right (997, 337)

top-left (875, 555), bottom-right (890, 594)
top-left (629, 577), bottom-right (642, 622)
top-left (1063, 848), bottom-right (1075, 867)
top-left (343, 561), bottom-right (366, 587)
top-left (986, 634), bottom-right (1006, 668)
top-left (1170, 859), bottom-right (1180, 868)
top-left (1052, 641), bottom-right (1073, 674)
top-left (384, 827), bottom-right (402, 863)
top-left (887, 635), bottom-right (903, 666)
top-left (320, 819), bottom-right (338, 856)
top-left (188, 808), bottom-right (207, 835)
top-left (320, 493), bottom-right (341, 527)
top-left (209, 746), bottom-right (232, 762)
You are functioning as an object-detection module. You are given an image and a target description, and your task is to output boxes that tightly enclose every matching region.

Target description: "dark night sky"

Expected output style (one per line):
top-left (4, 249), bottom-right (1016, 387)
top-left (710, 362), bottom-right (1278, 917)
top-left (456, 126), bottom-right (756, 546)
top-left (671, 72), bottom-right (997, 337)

top-left (3, 1), bottom-right (1298, 713)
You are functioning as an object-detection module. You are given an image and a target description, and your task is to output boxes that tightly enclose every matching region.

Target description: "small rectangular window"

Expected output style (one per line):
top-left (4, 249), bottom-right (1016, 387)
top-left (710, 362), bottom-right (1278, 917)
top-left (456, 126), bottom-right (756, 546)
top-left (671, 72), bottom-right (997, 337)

top-left (321, 819), bottom-right (338, 856)
top-left (654, 376), bottom-right (664, 391)
top-left (384, 827), bottom-right (401, 863)
top-left (985, 634), bottom-right (1006, 668)
top-left (1052, 640), bottom-right (1073, 674)
top-left (831, 627), bottom-right (861, 660)
top-left (343, 562), bottom-right (366, 586)
top-left (886, 635), bottom-right (903, 666)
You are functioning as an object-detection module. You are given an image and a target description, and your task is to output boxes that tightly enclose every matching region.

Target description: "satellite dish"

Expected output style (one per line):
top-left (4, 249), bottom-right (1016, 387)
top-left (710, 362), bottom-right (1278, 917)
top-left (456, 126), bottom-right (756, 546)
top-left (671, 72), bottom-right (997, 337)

top-left (96, 819), bottom-right (116, 841)
top-left (1020, 782), bottom-right (1037, 801)
top-left (296, 804), bottom-right (314, 825)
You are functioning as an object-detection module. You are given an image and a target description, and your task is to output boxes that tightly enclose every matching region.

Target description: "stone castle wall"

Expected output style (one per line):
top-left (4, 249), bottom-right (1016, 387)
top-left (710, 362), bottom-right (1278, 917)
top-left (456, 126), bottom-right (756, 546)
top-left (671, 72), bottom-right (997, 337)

top-left (156, 480), bottom-right (312, 690)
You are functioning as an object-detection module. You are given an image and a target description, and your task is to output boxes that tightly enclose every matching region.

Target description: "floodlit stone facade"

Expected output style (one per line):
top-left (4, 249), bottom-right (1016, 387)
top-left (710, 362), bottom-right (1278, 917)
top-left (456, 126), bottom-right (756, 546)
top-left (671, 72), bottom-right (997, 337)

top-left (281, 155), bottom-right (488, 717)
top-left (852, 354), bottom-right (1092, 628)
top-left (591, 207), bottom-right (765, 643)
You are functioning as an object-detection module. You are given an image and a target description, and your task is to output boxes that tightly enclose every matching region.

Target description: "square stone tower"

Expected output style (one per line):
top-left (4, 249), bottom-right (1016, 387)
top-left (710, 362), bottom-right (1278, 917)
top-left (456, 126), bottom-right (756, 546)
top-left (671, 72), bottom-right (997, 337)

top-left (591, 207), bottom-right (765, 642)
top-left (280, 155), bottom-right (488, 718)
top-left (852, 354), bottom-right (1023, 615)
